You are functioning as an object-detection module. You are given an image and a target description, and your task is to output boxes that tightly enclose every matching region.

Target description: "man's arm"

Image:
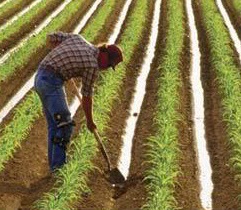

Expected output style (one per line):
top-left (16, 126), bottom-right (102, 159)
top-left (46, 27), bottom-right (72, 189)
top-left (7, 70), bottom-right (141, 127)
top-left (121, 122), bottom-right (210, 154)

top-left (70, 79), bottom-right (96, 132)
top-left (82, 96), bottom-right (97, 132)
top-left (81, 68), bottom-right (99, 132)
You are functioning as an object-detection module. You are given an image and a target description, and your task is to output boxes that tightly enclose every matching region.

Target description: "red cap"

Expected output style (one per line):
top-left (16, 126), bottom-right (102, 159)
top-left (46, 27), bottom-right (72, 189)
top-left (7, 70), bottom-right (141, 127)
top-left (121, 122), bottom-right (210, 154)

top-left (107, 44), bottom-right (123, 70)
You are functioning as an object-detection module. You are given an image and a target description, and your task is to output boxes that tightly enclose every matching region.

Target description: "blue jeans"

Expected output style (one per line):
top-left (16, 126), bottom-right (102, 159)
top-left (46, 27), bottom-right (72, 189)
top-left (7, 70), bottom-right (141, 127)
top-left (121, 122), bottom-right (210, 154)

top-left (34, 67), bottom-right (74, 171)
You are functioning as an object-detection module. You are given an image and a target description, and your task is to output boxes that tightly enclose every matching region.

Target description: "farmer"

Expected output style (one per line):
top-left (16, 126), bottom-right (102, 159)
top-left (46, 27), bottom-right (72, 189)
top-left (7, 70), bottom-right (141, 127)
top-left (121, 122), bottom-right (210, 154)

top-left (34, 31), bottom-right (123, 171)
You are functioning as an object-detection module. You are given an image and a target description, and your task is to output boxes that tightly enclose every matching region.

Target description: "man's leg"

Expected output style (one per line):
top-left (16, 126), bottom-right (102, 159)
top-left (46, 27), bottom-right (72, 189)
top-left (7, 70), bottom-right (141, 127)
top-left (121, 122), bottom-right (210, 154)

top-left (43, 107), bottom-right (67, 171)
top-left (43, 92), bottom-right (74, 171)
top-left (34, 69), bottom-right (74, 171)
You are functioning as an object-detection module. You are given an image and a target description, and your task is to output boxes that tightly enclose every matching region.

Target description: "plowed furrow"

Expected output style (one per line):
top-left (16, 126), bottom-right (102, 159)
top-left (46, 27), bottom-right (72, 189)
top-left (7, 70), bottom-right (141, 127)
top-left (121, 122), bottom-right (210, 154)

top-left (193, 0), bottom-right (241, 209)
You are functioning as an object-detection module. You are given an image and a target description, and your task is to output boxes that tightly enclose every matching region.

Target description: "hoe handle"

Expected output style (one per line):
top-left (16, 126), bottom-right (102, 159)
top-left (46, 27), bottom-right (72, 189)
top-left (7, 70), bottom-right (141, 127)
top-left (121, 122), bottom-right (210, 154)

top-left (71, 79), bottom-right (82, 102)
top-left (70, 79), bottom-right (112, 171)
top-left (93, 129), bottom-right (112, 171)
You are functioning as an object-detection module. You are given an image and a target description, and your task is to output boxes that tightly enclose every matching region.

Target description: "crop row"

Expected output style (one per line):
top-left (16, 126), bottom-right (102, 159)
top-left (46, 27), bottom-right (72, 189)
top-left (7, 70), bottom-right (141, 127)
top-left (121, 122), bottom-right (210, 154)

top-left (143, 0), bottom-right (184, 209)
top-left (199, 0), bottom-right (241, 198)
top-left (0, 0), bottom-right (33, 25)
top-left (0, 0), bottom-right (88, 88)
top-left (35, 0), bottom-right (150, 209)
top-left (0, 0), bottom-right (62, 50)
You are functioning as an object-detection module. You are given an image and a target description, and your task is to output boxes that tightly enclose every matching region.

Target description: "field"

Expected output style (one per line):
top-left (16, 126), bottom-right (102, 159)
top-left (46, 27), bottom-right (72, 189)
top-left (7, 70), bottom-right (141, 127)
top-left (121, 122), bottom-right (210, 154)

top-left (0, 0), bottom-right (241, 209)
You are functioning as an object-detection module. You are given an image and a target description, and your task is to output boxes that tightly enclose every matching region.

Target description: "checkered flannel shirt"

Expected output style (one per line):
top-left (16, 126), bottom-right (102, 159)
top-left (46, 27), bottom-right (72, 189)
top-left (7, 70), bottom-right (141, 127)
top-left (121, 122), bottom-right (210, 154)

top-left (40, 32), bottom-right (99, 96)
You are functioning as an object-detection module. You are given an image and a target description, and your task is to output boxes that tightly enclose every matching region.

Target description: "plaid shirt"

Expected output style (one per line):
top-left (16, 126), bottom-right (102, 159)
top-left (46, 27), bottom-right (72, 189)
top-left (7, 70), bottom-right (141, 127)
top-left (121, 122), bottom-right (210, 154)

top-left (40, 32), bottom-right (99, 96)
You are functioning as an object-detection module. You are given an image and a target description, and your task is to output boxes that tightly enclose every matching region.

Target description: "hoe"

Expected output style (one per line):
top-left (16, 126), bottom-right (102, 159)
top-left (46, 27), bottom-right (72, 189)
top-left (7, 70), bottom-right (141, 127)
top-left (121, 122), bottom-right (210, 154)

top-left (70, 79), bottom-right (125, 185)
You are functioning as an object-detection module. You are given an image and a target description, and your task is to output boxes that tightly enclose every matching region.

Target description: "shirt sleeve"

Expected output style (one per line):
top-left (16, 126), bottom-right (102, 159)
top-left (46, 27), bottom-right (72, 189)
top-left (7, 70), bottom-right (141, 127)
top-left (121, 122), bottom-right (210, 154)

top-left (81, 68), bottom-right (99, 96)
top-left (47, 32), bottom-right (75, 43)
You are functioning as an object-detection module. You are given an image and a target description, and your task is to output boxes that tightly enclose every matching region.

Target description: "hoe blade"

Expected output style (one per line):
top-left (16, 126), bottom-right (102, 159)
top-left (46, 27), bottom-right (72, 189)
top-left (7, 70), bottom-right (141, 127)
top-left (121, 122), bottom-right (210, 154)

top-left (108, 168), bottom-right (125, 184)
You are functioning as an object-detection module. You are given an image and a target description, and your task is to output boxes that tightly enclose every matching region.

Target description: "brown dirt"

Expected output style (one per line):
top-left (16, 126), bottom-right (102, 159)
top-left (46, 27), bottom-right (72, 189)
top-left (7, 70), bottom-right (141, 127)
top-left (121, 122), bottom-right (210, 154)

top-left (0, 0), bottom-right (34, 26)
top-left (0, 116), bottom-right (56, 210)
top-left (0, 0), bottom-right (63, 52)
top-left (0, 0), bottom-right (128, 209)
top-left (193, 0), bottom-right (241, 209)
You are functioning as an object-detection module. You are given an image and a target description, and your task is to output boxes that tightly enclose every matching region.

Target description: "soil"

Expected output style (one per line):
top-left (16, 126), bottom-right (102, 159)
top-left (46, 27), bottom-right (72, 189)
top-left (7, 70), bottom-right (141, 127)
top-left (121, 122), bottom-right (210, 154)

top-left (193, 0), bottom-right (241, 209)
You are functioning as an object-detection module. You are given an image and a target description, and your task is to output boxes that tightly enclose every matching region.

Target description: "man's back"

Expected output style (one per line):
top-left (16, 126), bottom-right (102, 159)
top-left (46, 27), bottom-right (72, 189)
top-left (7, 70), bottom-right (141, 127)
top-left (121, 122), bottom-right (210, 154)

top-left (40, 32), bottom-right (99, 81)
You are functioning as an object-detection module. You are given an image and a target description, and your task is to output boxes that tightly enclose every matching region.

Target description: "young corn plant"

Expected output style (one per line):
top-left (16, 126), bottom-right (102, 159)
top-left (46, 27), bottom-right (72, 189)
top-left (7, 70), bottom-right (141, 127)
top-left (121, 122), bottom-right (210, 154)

top-left (35, 0), bottom-right (150, 209)
top-left (200, 0), bottom-right (241, 196)
top-left (142, 0), bottom-right (184, 209)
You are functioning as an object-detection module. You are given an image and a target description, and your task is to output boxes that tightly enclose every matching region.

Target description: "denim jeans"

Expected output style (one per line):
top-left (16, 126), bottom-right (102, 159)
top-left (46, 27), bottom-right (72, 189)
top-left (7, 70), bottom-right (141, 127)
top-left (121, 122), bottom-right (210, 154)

top-left (34, 67), bottom-right (73, 171)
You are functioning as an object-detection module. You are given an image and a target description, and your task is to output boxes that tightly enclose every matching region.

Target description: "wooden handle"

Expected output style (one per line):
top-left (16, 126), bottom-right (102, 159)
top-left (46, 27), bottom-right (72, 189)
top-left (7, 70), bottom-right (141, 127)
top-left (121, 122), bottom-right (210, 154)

top-left (70, 79), bottom-right (112, 171)
top-left (93, 129), bottom-right (112, 171)
top-left (71, 79), bottom-right (82, 102)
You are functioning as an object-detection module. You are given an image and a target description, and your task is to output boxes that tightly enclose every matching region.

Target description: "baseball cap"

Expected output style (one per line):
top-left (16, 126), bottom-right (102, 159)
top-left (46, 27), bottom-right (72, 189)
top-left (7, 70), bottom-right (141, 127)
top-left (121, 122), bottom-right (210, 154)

top-left (107, 44), bottom-right (123, 70)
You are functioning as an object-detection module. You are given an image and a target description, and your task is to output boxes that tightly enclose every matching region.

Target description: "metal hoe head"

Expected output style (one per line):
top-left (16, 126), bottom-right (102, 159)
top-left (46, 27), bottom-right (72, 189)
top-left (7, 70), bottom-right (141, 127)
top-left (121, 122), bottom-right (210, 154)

top-left (108, 168), bottom-right (125, 184)
top-left (93, 129), bottom-right (125, 184)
